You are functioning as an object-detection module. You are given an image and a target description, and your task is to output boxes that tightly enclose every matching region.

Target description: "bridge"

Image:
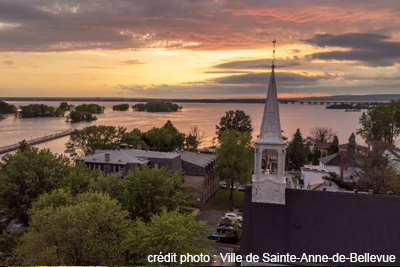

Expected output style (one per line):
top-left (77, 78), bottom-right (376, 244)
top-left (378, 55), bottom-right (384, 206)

top-left (278, 100), bottom-right (388, 105)
top-left (0, 129), bottom-right (74, 155)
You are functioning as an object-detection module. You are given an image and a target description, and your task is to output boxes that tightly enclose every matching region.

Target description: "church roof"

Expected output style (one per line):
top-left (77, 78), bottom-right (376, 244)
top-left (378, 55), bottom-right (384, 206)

top-left (319, 152), bottom-right (357, 167)
top-left (241, 187), bottom-right (400, 265)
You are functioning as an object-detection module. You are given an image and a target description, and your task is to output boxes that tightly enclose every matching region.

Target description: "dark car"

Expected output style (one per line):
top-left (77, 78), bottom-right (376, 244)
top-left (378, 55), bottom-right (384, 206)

top-left (217, 225), bottom-right (233, 233)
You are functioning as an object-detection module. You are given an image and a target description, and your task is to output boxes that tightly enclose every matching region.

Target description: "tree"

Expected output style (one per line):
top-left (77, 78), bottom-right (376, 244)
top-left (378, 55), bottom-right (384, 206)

top-left (144, 121), bottom-right (185, 151)
top-left (309, 126), bottom-right (337, 143)
top-left (18, 139), bottom-right (30, 151)
top-left (0, 230), bottom-right (18, 265)
top-left (0, 147), bottom-right (72, 224)
top-left (123, 209), bottom-right (212, 266)
top-left (357, 100), bottom-right (400, 145)
top-left (329, 135), bottom-right (339, 155)
top-left (216, 131), bottom-right (253, 207)
top-left (216, 110), bottom-right (253, 139)
top-left (0, 100), bottom-right (16, 114)
top-left (113, 103), bottom-right (130, 111)
top-left (357, 142), bottom-right (400, 194)
top-left (286, 129), bottom-right (307, 170)
top-left (185, 126), bottom-right (205, 151)
top-left (123, 165), bottom-right (186, 222)
top-left (68, 110), bottom-right (97, 123)
top-left (312, 149), bottom-right (321, 165)
top-left (347, 133), bottom-right (357, 161)
top-left (66, 125), bottom-right (126, 157)
top-left (121, 128), bottom-right (148, 150)
top-left (16, 191), bottom-right (130, 266)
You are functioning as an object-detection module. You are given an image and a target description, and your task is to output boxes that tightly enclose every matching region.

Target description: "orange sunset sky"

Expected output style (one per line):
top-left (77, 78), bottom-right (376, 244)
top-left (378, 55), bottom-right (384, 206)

top-left (0, 0), bottom-right (400, 98)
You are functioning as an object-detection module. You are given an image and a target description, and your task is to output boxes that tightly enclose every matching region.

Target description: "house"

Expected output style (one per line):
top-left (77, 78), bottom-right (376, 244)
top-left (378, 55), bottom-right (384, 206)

top-left (77, 148), bottom-right (218, 206)
top-left (339, 143), bottom-right (369, 156)
top-left (384, 146), bottom-right (400, 173)
top-left (300, 152), bottom-right (360, 190)
top-left (241, 60), bottom-right (400, 265)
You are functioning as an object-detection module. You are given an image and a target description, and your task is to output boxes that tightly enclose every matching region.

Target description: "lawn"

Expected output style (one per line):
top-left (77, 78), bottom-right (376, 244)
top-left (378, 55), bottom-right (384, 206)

top-left (206, 189), bottom-right (244, 211)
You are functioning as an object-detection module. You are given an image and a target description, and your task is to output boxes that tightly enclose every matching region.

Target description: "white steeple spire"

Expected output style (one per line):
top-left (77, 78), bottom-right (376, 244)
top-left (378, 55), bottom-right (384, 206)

top-left (258, 66), bottom-right (285, 144)
top-left (252, 40), bottom-right (287, 205)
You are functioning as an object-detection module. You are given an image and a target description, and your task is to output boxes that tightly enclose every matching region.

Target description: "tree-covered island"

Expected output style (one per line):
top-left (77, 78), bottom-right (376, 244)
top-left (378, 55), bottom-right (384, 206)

top-left (133, 101), bottom-right (182, 112)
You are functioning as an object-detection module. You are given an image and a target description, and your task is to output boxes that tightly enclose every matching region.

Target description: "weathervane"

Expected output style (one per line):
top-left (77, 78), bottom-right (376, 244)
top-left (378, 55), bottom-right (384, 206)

top-left (272, 39), bottom-right (277, 68)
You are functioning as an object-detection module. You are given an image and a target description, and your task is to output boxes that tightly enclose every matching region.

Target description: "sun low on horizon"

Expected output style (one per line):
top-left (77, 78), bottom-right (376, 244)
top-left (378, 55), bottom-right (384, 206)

top-left (0, 0), bottom-right (400, 99)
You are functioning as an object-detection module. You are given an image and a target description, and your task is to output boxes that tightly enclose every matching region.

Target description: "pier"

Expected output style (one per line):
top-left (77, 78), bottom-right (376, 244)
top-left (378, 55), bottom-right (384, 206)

top-left (0, 129), bottom-right (74, 155)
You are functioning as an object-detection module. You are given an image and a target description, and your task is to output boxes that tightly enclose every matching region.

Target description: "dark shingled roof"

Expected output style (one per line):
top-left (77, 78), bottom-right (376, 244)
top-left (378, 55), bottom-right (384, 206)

top-left (319, 153), bottom-right (357, 167)
top-left (241, 187), bottom-right (400, 265)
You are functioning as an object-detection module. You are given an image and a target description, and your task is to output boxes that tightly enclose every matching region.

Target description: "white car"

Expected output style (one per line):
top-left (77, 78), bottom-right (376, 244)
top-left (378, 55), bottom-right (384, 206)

top-left (223, 212), bottom-right (243, 222)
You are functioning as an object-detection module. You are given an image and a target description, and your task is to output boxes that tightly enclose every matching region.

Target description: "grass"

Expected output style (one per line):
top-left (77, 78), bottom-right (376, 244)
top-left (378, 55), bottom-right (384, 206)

top-left (205, 189), bottom-right (245, 211)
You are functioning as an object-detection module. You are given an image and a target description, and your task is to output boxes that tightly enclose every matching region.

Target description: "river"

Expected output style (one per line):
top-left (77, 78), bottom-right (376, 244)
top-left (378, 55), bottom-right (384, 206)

top-left (0, 101), bottom-right (366, 156)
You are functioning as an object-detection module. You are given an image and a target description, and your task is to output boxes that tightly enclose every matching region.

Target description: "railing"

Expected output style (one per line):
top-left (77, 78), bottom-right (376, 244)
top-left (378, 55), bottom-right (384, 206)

top-left (0, 129), bottom-right (74, 155)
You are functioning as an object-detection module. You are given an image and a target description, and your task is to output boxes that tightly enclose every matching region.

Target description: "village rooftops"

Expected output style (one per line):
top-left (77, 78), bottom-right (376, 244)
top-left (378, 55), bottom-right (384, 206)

top-left (178, 151), bottom-right (216, 167)
top-left (92, 149), bottom-right (181, 160)
top-left (319, 152), bottom-right (357, 167)
top-left (78, 149), bottom-right (150, 165)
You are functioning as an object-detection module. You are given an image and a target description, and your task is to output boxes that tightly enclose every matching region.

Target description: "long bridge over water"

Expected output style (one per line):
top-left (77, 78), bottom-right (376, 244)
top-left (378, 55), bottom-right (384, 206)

top-left (0, 129), bottom-right (74, 155)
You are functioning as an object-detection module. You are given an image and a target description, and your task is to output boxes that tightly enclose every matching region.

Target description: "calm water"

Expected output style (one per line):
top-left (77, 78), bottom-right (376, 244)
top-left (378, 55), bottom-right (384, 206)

top-left (0, 101), bottom-right (366, 155)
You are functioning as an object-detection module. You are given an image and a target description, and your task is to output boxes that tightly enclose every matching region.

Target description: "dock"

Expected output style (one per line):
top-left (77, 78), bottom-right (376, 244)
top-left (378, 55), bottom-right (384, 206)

top-left (0, 129), bottom-right (74, 155)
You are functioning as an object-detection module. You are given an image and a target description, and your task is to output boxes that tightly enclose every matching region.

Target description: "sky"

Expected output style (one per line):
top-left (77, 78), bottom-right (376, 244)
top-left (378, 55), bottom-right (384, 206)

top-left (0, 0), bottom-right (400, 98)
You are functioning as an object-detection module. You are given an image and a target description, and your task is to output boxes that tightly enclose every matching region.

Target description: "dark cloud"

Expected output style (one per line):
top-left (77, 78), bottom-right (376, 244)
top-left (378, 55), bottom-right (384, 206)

top-left (214, 72), bottom-right (331, 85)
top-left (0, 0), bottom-right (399, 52)
top-left (213, 59), bottom-right (302, 70)
top-left (306, 33), bottom-right (400, 66)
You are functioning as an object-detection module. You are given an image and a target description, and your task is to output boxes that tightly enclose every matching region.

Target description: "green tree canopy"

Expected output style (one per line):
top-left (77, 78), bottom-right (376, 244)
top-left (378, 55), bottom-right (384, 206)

top-left (329, 135), bottom-right (339, 155)
top-left (17, 191), bottom-right (130, 266)
top-left (216, 110), bottom-right (253, 139)
top-left (357, 142), bottom-right (400, 194)
top-left (74, 103), bottom-right (104, 113)
top-left (113, 103), bottom-right (130, 111)
top-left (123, 165), bottom-right (186, 222)
top-left (216, 131), bottom-right (253, 207)
top-left (133, 101), bottom-right (181, 112)
top-left (0, 147), bottom-right (71, 224)
top-left (0, 100), bottom-right (16, 114)
top-left (347, 132), bottom-right (357, 160)
top-left (66, 125), bottom-right (126, 156)
top-left (357, 100), bottom-right (400, 145)
top-left (121, 128), bottom-right (148, 149)
top-left (143, 121), bottom-right (185, 151)
top-left (123, 209), bottom-right (212, 266)
top-left (286, 129), bottom-right (307, 169)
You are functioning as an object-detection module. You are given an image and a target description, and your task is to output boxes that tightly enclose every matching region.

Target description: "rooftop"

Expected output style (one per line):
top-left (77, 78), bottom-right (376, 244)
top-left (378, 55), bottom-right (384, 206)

top-left (178, 151), bottom-right (216, 167)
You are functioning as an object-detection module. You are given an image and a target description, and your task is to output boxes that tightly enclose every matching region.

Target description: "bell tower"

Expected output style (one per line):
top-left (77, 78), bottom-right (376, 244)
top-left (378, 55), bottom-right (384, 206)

top-left (252, 40), bottom-right (286, 205)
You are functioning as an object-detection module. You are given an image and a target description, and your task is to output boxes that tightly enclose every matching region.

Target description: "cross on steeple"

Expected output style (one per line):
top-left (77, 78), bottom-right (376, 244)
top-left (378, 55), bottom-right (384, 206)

top-left (272, 39), bottom-right (277, 68)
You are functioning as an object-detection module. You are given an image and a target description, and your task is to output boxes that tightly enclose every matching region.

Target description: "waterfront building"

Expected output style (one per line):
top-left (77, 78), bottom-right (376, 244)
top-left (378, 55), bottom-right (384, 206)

top-left (77, 148), bottom-right (218, 206)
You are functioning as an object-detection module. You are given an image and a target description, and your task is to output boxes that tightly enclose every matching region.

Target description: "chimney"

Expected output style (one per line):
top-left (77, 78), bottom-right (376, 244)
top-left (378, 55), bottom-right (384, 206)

top-left (105, 153), bottom-right (110, 162)
top-left (340, 151), bottom-right (345, 180)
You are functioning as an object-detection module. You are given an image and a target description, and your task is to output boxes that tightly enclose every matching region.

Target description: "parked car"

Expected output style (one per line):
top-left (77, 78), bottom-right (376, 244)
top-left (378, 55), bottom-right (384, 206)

top-left (217, 225), bottom-right (233, 233)
top-left (219, 181), bottom-right (228, 189)
top-left (219, 218), bottom-right (234, 227)
top-left (208, 233), bottom-right (236, 244)
top-left (223, 212), bottom-right (243, 222)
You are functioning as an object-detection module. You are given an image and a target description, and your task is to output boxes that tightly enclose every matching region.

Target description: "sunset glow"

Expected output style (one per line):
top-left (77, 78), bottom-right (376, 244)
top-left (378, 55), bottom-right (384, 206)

top-left (1, 0), bottom-right (399, 98)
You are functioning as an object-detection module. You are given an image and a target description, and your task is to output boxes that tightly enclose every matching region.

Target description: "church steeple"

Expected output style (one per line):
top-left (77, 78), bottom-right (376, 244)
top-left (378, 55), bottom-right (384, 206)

top-left (258, 65), bottom-right (284, 144)
top-left (252, 40), bottom-right (286, 205)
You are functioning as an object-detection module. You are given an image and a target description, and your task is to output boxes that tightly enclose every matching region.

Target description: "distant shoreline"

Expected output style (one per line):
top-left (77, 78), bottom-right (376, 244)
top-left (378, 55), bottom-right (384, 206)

top-left (1, 94), bottom-right (399, 103)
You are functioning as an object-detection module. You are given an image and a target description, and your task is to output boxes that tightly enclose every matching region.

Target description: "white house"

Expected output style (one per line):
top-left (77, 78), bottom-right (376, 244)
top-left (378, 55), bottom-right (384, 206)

top-left (300, 152), bottom-right (360, 191)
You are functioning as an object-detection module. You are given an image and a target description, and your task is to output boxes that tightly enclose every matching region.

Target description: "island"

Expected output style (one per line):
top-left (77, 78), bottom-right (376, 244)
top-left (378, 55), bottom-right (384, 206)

top-left (0, 100), bottom-right (16, 114)
top-left (133, 101), bottom-right (182, 112)
top-left (112, 103), bottom-right (130, 111)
